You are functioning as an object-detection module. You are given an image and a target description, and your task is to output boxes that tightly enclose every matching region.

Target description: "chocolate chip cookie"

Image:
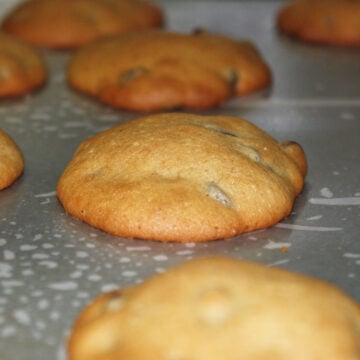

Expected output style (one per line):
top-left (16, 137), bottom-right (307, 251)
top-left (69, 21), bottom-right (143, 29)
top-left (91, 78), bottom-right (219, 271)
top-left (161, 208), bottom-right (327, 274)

top-left (1, 0), bottom-right (164, 49)
top-left (57, 113), bottom-right (307, 242)
top-left (67, 30), bottom-right (271, 111)
top-left (68, 256), bottom-right (360, 360)
top-left (277, 0), bottom-right (360, 46)
top-left (0, 129), bottom-right (24, 190)
top-left (0, 32), bottom-right (46, 97)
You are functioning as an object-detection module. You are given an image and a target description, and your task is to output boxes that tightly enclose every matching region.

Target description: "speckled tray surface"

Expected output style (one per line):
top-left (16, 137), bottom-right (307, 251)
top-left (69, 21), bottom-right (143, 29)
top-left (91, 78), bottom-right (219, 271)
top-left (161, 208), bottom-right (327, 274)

top-left (0, 1), bottom-right (359, 359)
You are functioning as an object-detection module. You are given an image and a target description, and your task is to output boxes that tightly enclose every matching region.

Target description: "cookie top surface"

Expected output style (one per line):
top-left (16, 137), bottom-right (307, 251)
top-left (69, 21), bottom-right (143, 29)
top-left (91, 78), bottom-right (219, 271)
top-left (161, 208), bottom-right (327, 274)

top-left (68, 256), bottom-right (360, 360)
top-left (57, 113), bottom-right (307, 242)
top-left (0, 32), bottom-right (46, 97)
top-left (67, 30), bottom-right (271, 111)
top-left (1, 0), bottom-right (164, 49)
top-left (277, 0), bottom-right (360, 46)
top-left (0, 129), bottom-right (24, 190)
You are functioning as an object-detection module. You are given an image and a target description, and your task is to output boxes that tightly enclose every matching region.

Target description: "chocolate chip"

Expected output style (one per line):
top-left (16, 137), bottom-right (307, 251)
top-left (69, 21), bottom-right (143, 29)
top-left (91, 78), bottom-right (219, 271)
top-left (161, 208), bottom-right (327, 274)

top-left (206, 182), bottom-right (232, 207)
top-left (119, 67), bottom-right (148, 85)
top-left (238, 145), bottom-right (261, 162)
top-left (222, 68), bottom-right (239, 91)
top-left (192, 27), bottom-right (207, 35)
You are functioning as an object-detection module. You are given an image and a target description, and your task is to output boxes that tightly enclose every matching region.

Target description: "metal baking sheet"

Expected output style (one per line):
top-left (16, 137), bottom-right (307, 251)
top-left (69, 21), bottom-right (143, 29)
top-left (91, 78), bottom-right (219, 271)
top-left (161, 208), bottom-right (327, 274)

top-left (0, 1), bottom-right (359, 359)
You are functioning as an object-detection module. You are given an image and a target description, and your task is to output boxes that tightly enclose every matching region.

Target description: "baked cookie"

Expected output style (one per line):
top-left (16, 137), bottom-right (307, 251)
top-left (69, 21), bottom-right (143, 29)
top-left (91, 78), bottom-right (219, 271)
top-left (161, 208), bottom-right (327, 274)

top-left (0, 32), bottom-right (46, 97)
top-left (277, 0), bottom-right (360, 46)
top-left (67, 30), bottom-right (271, 111)
top-left (0, 129), bottom-right (24, 190)
top-left (1, 0), bottom-right (164, 49)
top-left (68, 256), bottom-right (360, 360)
top-left (57, 113), bottom-right (307, 242)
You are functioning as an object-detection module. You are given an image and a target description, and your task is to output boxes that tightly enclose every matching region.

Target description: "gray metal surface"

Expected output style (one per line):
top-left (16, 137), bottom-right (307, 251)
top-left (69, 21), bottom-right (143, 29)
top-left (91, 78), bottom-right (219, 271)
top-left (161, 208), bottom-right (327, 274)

top-left (0, 1), bottom-right (359, 359)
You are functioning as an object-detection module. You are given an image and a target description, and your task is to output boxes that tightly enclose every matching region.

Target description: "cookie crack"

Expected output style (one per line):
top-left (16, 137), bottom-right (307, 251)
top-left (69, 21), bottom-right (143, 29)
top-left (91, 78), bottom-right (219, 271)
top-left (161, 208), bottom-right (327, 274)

top-left (119, 67), bottom-right (148, 85)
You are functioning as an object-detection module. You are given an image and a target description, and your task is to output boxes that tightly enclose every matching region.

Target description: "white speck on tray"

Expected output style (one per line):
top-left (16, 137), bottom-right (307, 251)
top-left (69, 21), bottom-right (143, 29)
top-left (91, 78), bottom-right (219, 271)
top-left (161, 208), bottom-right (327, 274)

top-left (153, 254), bottom-right (168, 261)
top-left (33, 234), bottom-right (44, 241)
top-left (309, 197), bottom-right (360, 206)
top-left (42, 243), bottom-right (55, 249)
top-left (49, 311), bottom-right (60, 321)
top-left (2, 280), bottom-right (24, 288)
top-left (35, 192), bottom-right (56, 198)
top-left (343, 253), bottom-right (360, 259)
top-left (0, 262), bottom-right (13, 278)
top-left (1, 325), bottom-right (16, 338)
top-left (185, 243), bottom-right (196, 248)
top-left (38, 261), bottom-right (58, 269)
top-left (126, 246), bottom-right (151, 252)
top-left (48, 282), bottom-right (78, 291)
top-left (320, 187), bottom-right (334, 198)
top-left (69, 271), bottom-right (83, 279)
top-left (306, 215), bottom-right (323, 221)
top-left (176, 250), bottom-right (194, 256)
top-left (32, 253), bottom-right (50, 260)
top-left (88, 274), bottom-right (102, 282)
top-left (37, 299), bottom-right (50, 310)
top-left (22, 269), bottom-right (35, 276)
top-left (275, 223), bottom-right (342, 231)
top-left (121, 270), bottom-right (138, 278)
top-left (269, 259), bottom-right (290, 266)
top-left (3, 250), bottom-right (15, 261)
top-left (101, 284), bottom-right (119, 292)
top-left (75, 251), bottom-right (89, 258)
top-left (13, 309), bottom-right (31, 325)
top-left (264, 240), bottom-right (291, 250)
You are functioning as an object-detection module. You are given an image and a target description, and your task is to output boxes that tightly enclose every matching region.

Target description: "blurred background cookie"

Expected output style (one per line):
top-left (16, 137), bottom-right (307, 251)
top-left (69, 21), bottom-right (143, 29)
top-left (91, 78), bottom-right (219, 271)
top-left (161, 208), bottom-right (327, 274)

top-left (57, 113), bottom-right (306, 242)
top-left (277, 0), bottom-right (360, 46)
top-left (1, 0), bottom-right (164, 49)
top-left (0, 129), bottom-right (24, 190)
top-left (0, 32), bottom-right (46, 97)
top-left (67, 30), bottom-right (271, 111)
top-left (68, 256), bottom-right (360, 360)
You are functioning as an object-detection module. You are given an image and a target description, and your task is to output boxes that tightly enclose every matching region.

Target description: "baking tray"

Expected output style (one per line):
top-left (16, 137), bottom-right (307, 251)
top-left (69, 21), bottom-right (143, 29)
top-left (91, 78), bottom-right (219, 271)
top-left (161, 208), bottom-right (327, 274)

top-left (0, 1), bottom-right (359, 359)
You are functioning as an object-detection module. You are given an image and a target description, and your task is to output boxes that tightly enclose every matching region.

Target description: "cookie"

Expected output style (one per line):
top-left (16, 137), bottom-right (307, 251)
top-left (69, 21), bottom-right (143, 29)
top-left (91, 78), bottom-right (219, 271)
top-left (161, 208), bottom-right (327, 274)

top-left (0, 32), bottom-right (46, 97)
top-left (68, 256), bottom-right (360, 360)
top-left (277, 0), bottom-right (360, 46)
top-left (1, 0), bottom-right (164, 49)
top-left (0, 129), bottom-right (24, 190)
top-left (67, 30), bottom-right (271, 111)
top-left (57, 113), bottom-right (307, 242)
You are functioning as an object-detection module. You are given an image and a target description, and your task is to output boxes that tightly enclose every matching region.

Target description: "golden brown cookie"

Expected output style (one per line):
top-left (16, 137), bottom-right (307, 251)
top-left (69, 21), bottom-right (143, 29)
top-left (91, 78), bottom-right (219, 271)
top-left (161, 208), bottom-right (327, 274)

top-left (57, 113), bottom-right (307, 242)
top-left (277, 0), bottom-right (360, 46)
top-left (68, 256), bottom-right (360, 360)
top-left (67, 30), bottom-right (271, 111)
top-left (1, 0), bottom-right (164, 49)
top-left (0, 129), bottom-right (24, 190)
top-left (0, 32), bottom-right (46, 97)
